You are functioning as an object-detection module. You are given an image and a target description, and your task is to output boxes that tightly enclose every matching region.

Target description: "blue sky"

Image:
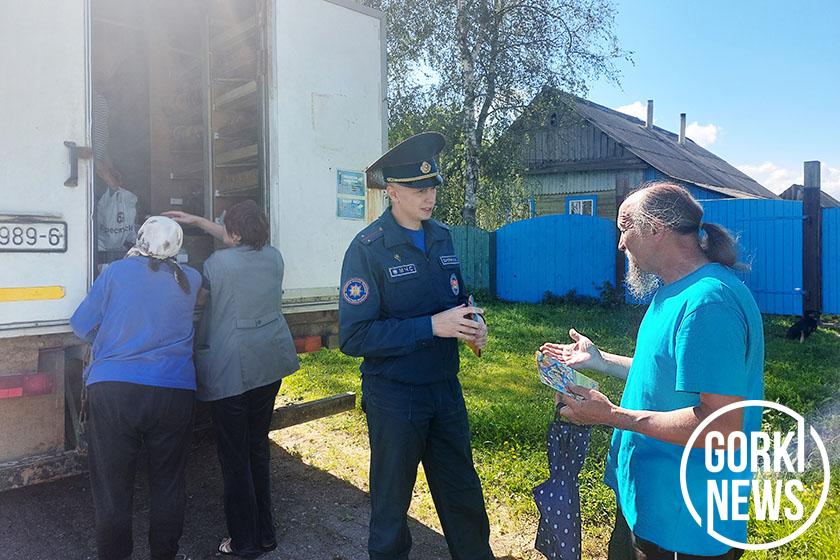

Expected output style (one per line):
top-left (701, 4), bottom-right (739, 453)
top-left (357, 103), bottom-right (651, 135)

top-left (586, 0), bottom-right (840, 197)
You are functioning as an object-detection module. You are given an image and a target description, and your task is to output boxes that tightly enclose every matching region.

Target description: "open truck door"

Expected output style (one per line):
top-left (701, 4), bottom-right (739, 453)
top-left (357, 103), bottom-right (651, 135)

top-left (0, 1), bottom-right (91, 489)
top-left (0, 2), bottom-right (91, 328)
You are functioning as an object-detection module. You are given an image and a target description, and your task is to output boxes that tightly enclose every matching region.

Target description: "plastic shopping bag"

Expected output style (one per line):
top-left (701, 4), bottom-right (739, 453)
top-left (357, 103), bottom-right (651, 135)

top-left (96, 187), bottom-right (137, 251)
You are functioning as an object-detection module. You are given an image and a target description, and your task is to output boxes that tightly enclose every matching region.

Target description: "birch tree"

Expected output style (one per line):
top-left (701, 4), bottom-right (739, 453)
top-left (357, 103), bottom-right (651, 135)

top-left (367, 0), bottom-right (627, 226)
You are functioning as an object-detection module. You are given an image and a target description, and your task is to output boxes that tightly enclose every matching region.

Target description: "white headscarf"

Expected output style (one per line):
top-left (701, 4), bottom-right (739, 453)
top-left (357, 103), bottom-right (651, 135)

top-left (126, 216), bottom-right (183, 259)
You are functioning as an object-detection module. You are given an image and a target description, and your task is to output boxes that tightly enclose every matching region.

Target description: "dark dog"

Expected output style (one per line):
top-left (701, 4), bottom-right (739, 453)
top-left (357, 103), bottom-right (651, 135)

top-left (786, 311), bottom-right (820, 343)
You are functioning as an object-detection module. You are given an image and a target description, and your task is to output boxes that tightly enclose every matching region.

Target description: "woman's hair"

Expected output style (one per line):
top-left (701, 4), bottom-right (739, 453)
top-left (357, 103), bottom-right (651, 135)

top-left (148, 258), bottom-right (191, 294)
top-left (224, 199), bottom-right (269, 250)
top-left (631, 181), bottom-right (745, 270)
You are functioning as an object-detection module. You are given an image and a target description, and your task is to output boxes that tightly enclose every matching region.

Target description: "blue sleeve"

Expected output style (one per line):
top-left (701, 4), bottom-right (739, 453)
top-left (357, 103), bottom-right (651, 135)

top-left (675, 302), bottom-right (749, 396)
top-left (338, 241), bottom-right (434, 358)
top-left (70, 267), bottom-right (110, 342)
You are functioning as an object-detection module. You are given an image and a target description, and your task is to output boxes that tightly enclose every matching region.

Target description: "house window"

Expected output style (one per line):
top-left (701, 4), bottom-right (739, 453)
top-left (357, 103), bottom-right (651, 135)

top-left (567, 195), bottom-right (597, 216)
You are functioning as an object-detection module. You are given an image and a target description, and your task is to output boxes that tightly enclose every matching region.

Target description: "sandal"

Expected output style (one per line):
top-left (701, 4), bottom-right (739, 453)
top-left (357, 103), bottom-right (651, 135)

top-left (218, 537), bottom-right (236, 556)
top-left (219, 537), bottom-right (266, 558)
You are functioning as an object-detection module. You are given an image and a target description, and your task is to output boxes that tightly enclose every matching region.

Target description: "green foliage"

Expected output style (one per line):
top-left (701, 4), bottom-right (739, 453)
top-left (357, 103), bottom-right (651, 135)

top-left (281, 303), bottom-right (840, 557)
top-left (362, 0), bottom-right (629, 228)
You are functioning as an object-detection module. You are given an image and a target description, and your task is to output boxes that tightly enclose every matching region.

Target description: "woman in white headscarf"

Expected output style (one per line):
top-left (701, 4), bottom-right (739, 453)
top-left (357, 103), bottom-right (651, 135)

top-left (71, 216), bottom-right (202, 560)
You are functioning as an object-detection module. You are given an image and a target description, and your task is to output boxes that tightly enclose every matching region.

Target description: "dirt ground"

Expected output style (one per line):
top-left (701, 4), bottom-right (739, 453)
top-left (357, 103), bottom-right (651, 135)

top-left (0, 416), bottom-right (541, 560)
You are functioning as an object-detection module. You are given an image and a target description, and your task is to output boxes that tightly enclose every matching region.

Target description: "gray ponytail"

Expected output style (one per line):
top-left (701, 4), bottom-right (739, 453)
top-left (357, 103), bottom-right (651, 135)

top-left (633, 182), bottom-right (747, 270)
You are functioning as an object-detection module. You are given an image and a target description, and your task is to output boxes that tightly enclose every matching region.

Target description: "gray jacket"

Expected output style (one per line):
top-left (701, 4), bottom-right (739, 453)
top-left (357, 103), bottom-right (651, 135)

top-left (195, 244), bottom-right (299, 401)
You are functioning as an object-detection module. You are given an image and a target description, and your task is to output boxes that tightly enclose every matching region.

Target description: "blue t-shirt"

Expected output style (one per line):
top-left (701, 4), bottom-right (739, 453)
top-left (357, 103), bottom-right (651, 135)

top-left (71, 256), bottom-right (202, 390)
top-left (400, 225), bottom-right (426, 253)
top-left (604, 263), bottom-right (765, 555)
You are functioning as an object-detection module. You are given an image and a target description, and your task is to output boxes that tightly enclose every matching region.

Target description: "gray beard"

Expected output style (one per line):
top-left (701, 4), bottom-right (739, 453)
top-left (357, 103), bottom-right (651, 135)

top-left (625, 257), bottom-right (661, 300)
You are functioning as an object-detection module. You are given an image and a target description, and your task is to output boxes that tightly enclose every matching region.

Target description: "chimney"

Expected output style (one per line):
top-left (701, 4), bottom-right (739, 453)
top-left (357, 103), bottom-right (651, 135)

top-left (679, 113), bottom-right (686, 144)
top-left (646, 99), bottom-right (653, 128)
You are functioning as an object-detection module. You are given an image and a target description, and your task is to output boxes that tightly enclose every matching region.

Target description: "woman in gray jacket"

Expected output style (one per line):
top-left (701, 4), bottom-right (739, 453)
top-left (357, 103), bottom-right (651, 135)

top-left (165, 201), bottom-right (299, 558)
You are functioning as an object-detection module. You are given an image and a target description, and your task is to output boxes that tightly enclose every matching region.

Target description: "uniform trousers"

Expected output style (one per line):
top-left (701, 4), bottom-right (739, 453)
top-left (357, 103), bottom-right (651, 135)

top-left (362, 375), bottom-right (493, 560)
top-left (87, 381), bottom-right (195, 560)
top-left (209, 379), bottom-right (282, 558)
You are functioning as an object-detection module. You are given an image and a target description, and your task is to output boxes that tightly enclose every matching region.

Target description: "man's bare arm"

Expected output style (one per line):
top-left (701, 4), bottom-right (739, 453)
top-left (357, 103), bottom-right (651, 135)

top-left (558, 388), bottom-right (744, 448)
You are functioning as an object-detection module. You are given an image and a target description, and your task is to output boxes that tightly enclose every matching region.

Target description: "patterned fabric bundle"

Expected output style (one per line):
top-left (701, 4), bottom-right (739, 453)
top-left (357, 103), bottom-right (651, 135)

top-left (533, 419), bottom-right (592, 560)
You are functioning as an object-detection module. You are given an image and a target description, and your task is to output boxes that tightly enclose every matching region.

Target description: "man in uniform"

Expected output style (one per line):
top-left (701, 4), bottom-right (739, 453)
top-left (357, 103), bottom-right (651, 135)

top-left (339, 132), bottom-right (494, 560)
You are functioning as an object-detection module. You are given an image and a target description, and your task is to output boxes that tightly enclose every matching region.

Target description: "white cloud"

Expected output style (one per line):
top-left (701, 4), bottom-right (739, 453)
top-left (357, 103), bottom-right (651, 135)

top-left (685, 122), bottom-right (719, 148)
top-left (736, 162), bottom-right (840, 199)
top-left (736, 162), bottom-right (799, 194)
top-left (614, 102), bottom-right (719, 147)
top-left (615, 101), bottom-right (647, 121)
top-left (822, 165), bottom-right (840, 200)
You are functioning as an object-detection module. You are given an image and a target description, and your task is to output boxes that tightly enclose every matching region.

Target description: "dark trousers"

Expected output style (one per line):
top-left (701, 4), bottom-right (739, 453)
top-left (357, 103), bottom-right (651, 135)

top-left (608, 506), bottom-right (744, 560)
top-left (87, 381), bottom-right (195, 560)
top-left (209, 379), bottom-right (282, 558)
top-left (362, 375), bottom-right (493, 560)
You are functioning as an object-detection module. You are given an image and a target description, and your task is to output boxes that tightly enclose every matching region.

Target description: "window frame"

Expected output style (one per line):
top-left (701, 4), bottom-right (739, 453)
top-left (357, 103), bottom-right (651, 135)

top-left (566, 195), bottom-right (597, 216)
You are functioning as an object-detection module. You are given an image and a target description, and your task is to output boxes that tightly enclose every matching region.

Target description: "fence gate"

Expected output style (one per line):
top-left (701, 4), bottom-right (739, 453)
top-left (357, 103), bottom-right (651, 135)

top-left (495, 215), bottom-right (615, 303)
top-left (701, 199), bottom-right (803, 316)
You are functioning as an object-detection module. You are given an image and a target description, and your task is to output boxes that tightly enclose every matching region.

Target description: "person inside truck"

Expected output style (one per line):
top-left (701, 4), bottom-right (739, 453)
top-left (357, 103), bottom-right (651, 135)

top-left (92, 46), bottom-right (138, 268)
top-left (164, 201), bottom-right (299, 558)
top-left (70, 215), bottom-right (202, 560)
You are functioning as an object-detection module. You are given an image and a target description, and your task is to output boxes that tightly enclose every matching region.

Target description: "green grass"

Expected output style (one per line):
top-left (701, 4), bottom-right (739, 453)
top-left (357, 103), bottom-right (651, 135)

top-left (280, 302), bottom-right (840, 559)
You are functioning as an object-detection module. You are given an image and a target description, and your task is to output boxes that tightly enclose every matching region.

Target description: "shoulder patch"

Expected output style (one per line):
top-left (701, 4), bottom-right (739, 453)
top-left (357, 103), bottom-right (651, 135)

top-left (342, 277), bottom-right (370, 304)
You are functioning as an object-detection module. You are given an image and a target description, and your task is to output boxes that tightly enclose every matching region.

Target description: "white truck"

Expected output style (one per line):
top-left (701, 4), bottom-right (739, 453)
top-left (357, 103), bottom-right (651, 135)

top-left (0, 0), bottom-right (387, 490)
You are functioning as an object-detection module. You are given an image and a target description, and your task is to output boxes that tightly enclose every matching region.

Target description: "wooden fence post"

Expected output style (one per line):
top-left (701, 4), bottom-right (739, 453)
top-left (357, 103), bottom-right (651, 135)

top-left (614, 173), bottom-right (629, 290)
top-left (803, 161), bottom-right (822, 314)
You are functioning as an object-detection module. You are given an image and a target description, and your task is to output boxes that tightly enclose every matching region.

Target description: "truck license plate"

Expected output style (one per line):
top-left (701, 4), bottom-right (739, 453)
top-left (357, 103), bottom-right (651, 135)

top-left (0, 221), bottom-right (67, 252)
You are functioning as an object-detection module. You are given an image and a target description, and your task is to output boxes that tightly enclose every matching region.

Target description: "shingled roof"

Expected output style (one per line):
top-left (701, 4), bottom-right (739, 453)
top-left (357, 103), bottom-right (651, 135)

top-left (780, 184), bottom-right (840, 207)
top-left (563, 94), bottom-right (777, 199)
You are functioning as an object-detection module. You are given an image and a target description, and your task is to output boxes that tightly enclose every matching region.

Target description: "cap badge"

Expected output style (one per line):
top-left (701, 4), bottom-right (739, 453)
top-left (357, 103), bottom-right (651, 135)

top-left (420, 161), bottom-right (432, 174)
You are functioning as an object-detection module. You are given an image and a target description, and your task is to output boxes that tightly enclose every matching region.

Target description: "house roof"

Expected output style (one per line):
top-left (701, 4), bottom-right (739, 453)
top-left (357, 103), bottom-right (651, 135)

top-left (554, 93), bottom-right (777, 199)
top-left (779, 184), bottom-right (840, 207)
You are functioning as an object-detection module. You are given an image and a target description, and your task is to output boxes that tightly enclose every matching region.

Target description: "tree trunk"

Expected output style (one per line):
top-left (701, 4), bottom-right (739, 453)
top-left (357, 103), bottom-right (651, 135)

top-left (457, 0), bottom-right (479, 226)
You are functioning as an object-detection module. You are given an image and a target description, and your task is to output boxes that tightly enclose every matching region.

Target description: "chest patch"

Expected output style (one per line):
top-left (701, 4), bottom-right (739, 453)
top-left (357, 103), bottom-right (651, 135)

top-left (342, 278), bottom-right (369, 305)
top-left (439, 255), bottom-right (460, 267)
top-left (388, 264), bottom-right (418, 278)
top-left (450, 273), bottom-right (460, 296)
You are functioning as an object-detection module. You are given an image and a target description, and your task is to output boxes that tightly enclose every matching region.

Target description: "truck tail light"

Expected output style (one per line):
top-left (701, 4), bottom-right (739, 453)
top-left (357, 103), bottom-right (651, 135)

top-left (0, 373), bottom-right (54, 399)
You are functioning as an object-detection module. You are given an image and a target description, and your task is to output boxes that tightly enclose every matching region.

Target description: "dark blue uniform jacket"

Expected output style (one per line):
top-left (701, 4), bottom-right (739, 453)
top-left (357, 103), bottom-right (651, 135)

top-left (339, 207), bottom-right (467, 384)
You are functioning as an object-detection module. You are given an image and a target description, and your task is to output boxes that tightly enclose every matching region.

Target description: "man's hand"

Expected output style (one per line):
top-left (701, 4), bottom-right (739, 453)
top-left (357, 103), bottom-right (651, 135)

top-left (540, 328), bottom-right (606, 372)
top-left (96, 160), bottom-right (122, 188)
top-left (470, 318), bottom-right (488, 350)
top-left (555, 384), bottom-right (616, 426)
top-left (432, 304), bottom-right (484, 341)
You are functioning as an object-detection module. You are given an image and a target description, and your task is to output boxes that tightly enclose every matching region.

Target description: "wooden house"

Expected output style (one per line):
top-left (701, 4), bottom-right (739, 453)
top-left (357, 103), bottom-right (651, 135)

top-left (780, 184), bottom-right (840, 207)
top-left (517, 91), bottom-right (777, 219)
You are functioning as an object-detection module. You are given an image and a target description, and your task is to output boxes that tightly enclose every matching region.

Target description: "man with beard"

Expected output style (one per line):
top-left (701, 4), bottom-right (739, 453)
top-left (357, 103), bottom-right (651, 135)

top-left (540, 182), bottom-right (764, 560)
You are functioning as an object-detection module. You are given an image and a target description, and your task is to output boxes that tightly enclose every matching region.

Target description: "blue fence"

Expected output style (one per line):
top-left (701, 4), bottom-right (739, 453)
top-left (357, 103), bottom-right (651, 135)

top-left (452, 199), bottom-right (840, 316)
top-left (495, 215), bottom-right (615, 303)
top-left (823, 208), bottom-right (840, 315)
top-left (702, 199), bottom-right (803, 316)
